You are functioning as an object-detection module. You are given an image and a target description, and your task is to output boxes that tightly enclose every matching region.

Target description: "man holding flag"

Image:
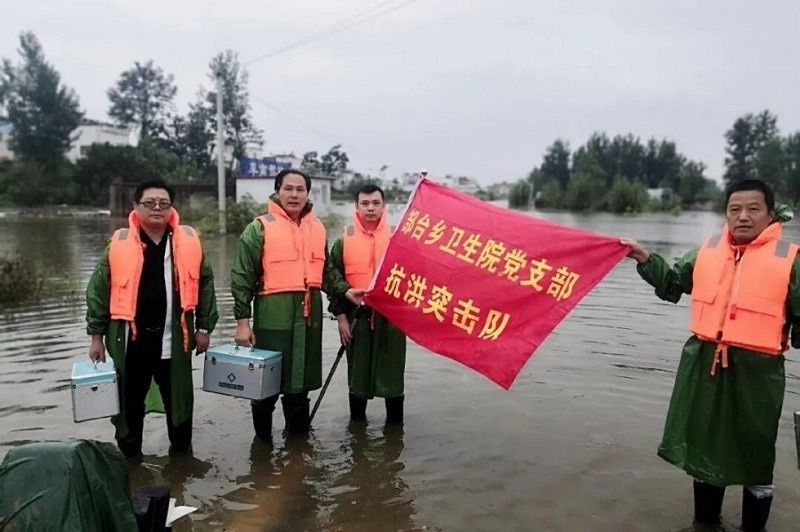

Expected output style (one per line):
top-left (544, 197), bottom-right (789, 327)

top-left (623, 179), bottom-right (798, 531)
top-left (326, 184), bottom-right (407, 424)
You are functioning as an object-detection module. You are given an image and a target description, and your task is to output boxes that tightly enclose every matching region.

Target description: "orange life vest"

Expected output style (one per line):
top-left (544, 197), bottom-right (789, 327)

top-left (691, 222), bottom-right (798, 374)
top-left (342, 211), bottom-right (392, 290)
top-left (258, 201), bottom-right (327, 296)
top-left (108, 210), bottom-right (203, 350)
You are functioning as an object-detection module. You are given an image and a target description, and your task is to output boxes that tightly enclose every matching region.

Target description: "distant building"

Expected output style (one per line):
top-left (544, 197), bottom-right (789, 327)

top-left (487, 181), bottom-right (512, 198)
top-left (66, 120), bottom-right (140, 163)
top-left (647, 187), bottom-right (672, 202)
top-left (397, 172), bottom-right (419, 193)
top-left (442, 174), bottom-right (481, 195)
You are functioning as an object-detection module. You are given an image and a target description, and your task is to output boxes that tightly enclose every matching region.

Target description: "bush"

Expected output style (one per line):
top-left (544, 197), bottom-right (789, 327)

top-left (73, 142), bottom-right (212, 206)
top-left (508, 179), bottom-right (532, 209)
top-left (535, 181), bottom-right (562, 209)
top-left (0, 161), bottom-right (77, 206)
top-left (605, 178), bottom-right (650, 214)
top-left (565, 173), bottom-right (603, 211)
top-left (0, 254), bottom-right (45, 305)
top-left (193, 194), bottom-right (266, 236)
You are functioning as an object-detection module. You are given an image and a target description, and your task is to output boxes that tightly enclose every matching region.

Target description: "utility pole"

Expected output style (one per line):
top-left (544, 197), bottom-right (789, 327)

top-left (216, 75), bottom-right (226, 234)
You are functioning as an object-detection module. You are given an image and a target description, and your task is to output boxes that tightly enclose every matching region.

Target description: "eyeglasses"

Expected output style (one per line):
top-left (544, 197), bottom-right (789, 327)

top-left (137, 200), bottom-right (172, 210)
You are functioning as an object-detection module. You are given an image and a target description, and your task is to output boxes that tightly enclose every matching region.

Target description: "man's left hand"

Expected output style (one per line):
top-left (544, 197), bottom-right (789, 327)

top-left (195, 331), bottom-right (210, 355)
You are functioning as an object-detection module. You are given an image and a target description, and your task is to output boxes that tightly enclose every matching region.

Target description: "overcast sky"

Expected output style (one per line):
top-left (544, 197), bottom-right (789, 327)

top-left (2, 0), bottom-right (799, 184)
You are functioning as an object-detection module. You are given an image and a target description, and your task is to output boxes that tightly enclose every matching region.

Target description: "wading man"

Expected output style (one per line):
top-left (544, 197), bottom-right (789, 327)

top-left (86, 179), bottom-right (218, 457)
top-left (231, 169), bottom-right (329, 438)
top-left (623, 179), bottom-right (799, 531)
top-left (326, 184), bottom-right (407, 424)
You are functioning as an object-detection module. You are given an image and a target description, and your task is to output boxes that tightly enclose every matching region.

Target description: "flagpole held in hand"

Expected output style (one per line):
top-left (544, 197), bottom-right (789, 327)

top-left (310, 305), bottom-right (366, 424)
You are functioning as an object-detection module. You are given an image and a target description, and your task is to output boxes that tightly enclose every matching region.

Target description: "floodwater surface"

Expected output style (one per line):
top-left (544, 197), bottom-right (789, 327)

top-left (1, 205), bottom-right (799, 531)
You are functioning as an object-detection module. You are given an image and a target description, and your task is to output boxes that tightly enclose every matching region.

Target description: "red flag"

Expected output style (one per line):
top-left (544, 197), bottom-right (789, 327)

top-left (364, 178), bottom-right (629, 389)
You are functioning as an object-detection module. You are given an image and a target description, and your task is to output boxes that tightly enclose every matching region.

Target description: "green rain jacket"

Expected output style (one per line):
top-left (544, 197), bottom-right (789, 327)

top-left (231, 197), bottom-right (337, 395)
top-left (85, 234), bottom-right (218, 441)
top-left (326, 237), bottom-right (406, 399)
top-left (638, 214), bottom-right (800, 486)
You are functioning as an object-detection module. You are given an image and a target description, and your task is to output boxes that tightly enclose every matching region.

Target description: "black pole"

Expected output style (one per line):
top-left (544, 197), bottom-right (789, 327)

top-left (309, 305), bottom-right (365, 424)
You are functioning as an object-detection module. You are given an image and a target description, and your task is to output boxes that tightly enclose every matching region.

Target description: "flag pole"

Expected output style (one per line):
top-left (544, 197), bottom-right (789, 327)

top-left (309, 305), bottom-right (366, 424)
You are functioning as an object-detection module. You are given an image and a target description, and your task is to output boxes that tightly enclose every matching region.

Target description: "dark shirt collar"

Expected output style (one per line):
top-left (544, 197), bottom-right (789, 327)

top-left (139, 227), bottom-right (170, 249)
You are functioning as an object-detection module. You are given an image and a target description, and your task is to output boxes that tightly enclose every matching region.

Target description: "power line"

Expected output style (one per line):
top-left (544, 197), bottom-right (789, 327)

top-left (244, 0), bottom-right (421, 66)
top-left (252, 95), bottom-right (339, 144)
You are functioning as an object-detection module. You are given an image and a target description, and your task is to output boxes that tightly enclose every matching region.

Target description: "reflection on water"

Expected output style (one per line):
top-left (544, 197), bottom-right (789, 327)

top-left (1, 205), bottom-right (800, 530)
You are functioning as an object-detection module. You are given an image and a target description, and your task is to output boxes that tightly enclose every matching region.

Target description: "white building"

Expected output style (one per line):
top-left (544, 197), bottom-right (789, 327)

top-left (0, 120), bottom-right (13, 161)
top-left (66, 121), bottom-right (140, 162)
top-left (0, 119), bottom-right (140, 163)
top-left (442, 175), bottom-right (481, 195)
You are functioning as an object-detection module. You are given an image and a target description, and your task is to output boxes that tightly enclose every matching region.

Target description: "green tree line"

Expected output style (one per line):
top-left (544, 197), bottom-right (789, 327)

top-left (510, 110), bottom-right (800, 213)
top-left (0, 31), bottom-right (262, 206)
top-left (510, 135), bottom-right (718, 213)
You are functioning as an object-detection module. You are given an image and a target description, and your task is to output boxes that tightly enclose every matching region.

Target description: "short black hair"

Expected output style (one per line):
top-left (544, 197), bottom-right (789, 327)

top-left (134, 179), bottom-right (175, 203)
top-left (725, 179), bottom-right (775, 212)
top-left (274, 169), bottom-right (311, 191)
top-left (355, 183), bottom-right (385, 202)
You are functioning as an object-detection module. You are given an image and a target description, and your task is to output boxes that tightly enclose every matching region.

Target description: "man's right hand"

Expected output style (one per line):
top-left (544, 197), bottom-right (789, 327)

top-left (337, 314), bottom-right (352, 346)
top-left (345, 288), bottom-right (366, 306)
top-left (620, 238), bottom-right (650, 264)
top-left (89, 335), bottom-right (106, 363)
top-left (234, 319), bottom-right (256, 347)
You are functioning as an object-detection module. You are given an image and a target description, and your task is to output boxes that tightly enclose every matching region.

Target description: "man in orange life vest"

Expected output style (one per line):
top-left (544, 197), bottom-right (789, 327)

top-left (231, 169), bottom-right (330, 438)
top-left (326, 184), bottom-right (407, 424)
top-left (623, 179), bottom-right (800, 530)
top-left (86, 180), bottom-right (218, 457)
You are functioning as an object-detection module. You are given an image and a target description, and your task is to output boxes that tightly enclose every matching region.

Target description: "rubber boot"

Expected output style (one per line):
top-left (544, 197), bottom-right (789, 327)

top-left (252, 394), bottom-right (278, 441)
top-left (693, 480), bottom-right (725, 525)
top-left (282, 393), bottom-right (310, 434)
top-left (741, 488), bottom-right (772, 531)
top-left (349, 393), bottom-right (368, 421)
top-left (117, 437), bottom-right (143, 459)
top-left (167, 420), bottom-right (192, 454)
top-left (385, 395), bottom-right (404, 425)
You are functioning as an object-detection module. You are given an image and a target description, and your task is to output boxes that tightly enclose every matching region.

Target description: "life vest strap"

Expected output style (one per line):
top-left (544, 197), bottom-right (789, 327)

top-left (710, 343), bottom-right (729, 376)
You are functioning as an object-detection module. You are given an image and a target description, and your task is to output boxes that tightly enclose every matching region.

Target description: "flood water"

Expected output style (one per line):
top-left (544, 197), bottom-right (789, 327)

top-left (2, 204), bottom-right (800, 531)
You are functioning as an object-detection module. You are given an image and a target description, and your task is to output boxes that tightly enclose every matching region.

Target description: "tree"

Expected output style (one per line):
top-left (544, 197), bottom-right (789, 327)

top-left (161, 100), bottom-right (214, 174)
top-left (642, 139), bottom-right (683, 190)
top-left (301, 151), bottom-right (320, 173)
top-left (319, 144), bottom-right (349, 176)
top-left (572, 133), bottom-right (612, 185)
top-left (0, 32), bottom-right (82, 170)
top-left (677, 161), bottom-right (709, 205)
top-left (508, 179), bottom-right (531, 209)
top-left (205, 50), bottom-right (263, 163)
top-left (72, 144), bottom-right (142, 203)
top-left (723, 110), bottom-right (779, 183)
top-left (609, 133), bottom-right (645, 183)
top-left (753, 138), bottom-right (788, 197)
top-left (301, 145), bottom-right (349, 176)
top-left (107, 60), bottom-right (177, 140)
top-left (539, 139), bottom-right (571, 191)
top-left (785, 132), bottom-right (800, 206)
